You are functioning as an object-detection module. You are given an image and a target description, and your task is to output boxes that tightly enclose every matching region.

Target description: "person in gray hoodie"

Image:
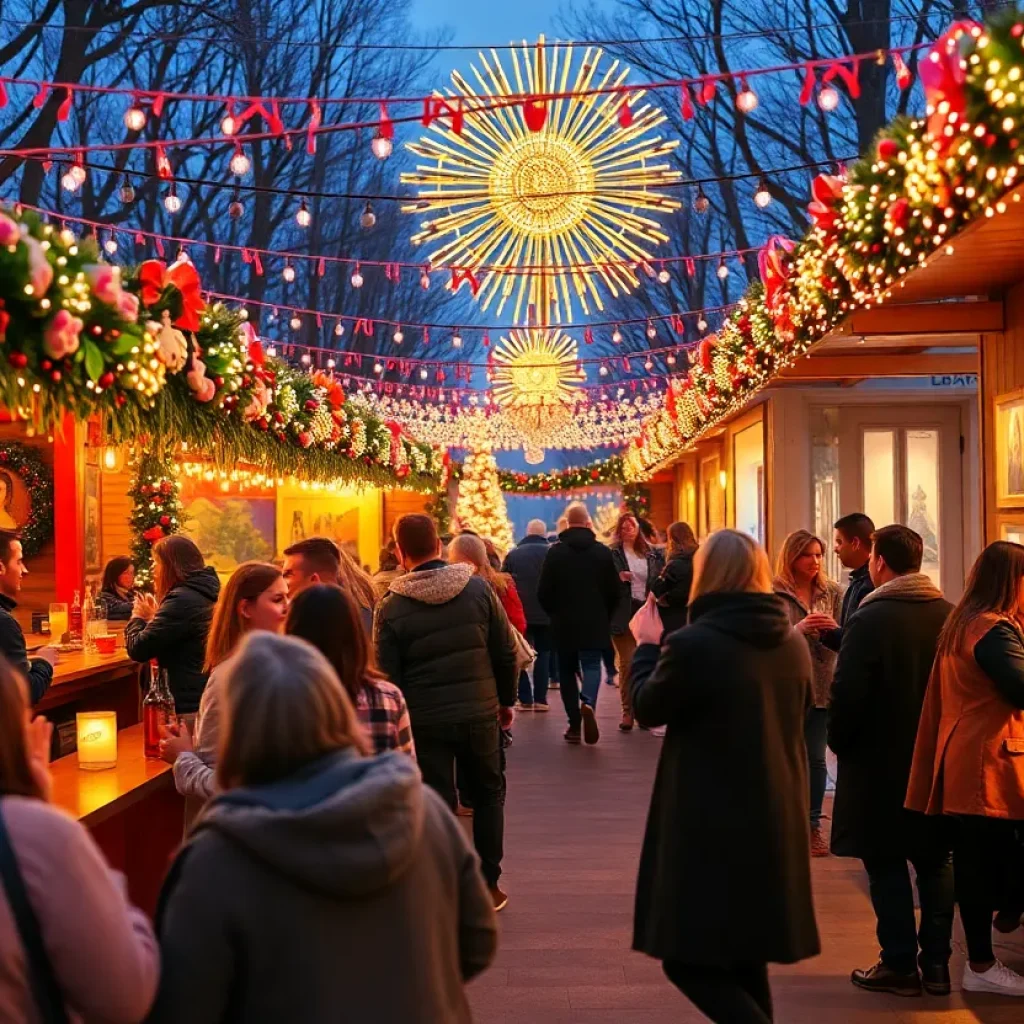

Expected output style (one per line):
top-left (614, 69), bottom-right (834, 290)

top-left (148, 632), bottom-right (497, 1024)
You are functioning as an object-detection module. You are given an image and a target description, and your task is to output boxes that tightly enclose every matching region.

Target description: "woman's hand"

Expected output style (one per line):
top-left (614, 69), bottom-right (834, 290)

top-left (619, 571), bottom-right (634, 583)
top-left (26, 714), bottom-right (53, 801)
top-left (630, 594), bottom-right (663, 645)
top-left (798, 613), bottom-right (838, 635)
top-left (133, 593), bottom-right (157, 622)
top-left (158, 718), bottom-right (192, 764)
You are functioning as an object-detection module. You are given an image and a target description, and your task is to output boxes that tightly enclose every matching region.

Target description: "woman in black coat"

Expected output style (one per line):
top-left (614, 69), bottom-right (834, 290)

top-left (649, 521), bottom-right (698, 636)
top-left (629, 529), bottom-right (820, 1024)
top-left (99, 555), bottom-right (137, 620)
top-left (125, 535), bottom-right (221, 717)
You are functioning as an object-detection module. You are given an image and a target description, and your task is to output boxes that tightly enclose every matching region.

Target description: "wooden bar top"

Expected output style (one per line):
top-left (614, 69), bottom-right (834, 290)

top-left (47, 648), bottom-right (134, 686)
top-left (49, 724), bottom-right (175, 827)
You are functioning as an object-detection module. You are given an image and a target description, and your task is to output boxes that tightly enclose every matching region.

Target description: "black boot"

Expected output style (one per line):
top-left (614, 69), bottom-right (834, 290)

top-left (918, 956), bottom-right (951, 996)
top-left (851, 961), bottom-right (922, 997)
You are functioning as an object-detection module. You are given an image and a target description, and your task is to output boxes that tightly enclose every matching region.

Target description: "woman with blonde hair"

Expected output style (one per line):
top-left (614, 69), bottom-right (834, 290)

top-left (159, 562), bottom-right (288, 826)
top-left (450, 533), bottom-right (527, 634)
top-left (149, 633), bottom-right (497, 1023)
top-left (626, 530), bottom-right (818, 1022)
top-left (126, 535), bottom-right (221, 717)
top-left (773, 529), bottom-right (843, 857)
top-left (337, 546), bottom-right (378, 634)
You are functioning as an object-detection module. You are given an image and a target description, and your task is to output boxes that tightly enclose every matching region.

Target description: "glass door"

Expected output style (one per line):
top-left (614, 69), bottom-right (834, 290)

top-left (837, 406), bottom-right (964, 597)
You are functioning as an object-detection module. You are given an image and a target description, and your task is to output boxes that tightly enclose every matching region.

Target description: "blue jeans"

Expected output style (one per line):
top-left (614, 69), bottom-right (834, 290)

top-left (805, 707), bottom-right (828, 826)
top-left (517, 624), bottom-right (552, 705)
top-left (557, 649), bottom-right (604, 729)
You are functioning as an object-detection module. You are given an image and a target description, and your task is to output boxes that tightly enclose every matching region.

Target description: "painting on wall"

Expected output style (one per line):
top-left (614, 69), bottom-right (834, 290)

top-left (179, 479), bottom-right (275, 573)
top-left (995, 389), bottom-right (1024, 507)
top-left (84, 464), bottom-right (101, 574)
top-left (279, 497), bottom-right (360, 565)
top-left (999, 518), bottom-right (1024, 545)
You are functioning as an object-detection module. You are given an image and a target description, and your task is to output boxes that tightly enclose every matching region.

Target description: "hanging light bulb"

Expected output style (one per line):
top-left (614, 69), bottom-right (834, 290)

top-left (693, 185), bottom-right (710, 215)
top-left (230, 147), bottom-right (251, 176)
top-left (612, 327), bottom-right (622, 344)
top-left (176, 246), bottom-right (191, 264)
top-left (657, 266), bottom-right (671, 284)
top-left (61, 166), bottom-right (81, 193)
top-left (419, 368), bottom-right (428, 380)
top-left (599, 364), bottom-right (609, 377)
top-left (644, 358), bottom-right (654, 371)
top-left (334, 320), bottom-right (345, 337)
top-left (265, 344), bottom-right (277, 357)
top-left (299, 352), bottom-right (311, 365)
top-left (717, 258), bottom-right (729, 280)
top-left (282, 261), bottom-right (295, 283)
top-left (295, 200), bottom-right (311, 228)
top-left (371, 131), bottom-right (393, 160)
top-left (393, 327), bottom-right (404, 344)
top-left (103, 234), bottom-right (118, 255)
top-left (326, 357), bottom-right (336, 369)
top-left (350, 266), bottom-right (364, 288)
top-left (228, 190), bottom-right (244, 219)
top-left (374, 362), bottom-right (384, 374)
top-left (360, 201), bottom-right (376, 230)
top-left (69, 163), bottom-right (87, 186)
top-left (291, 316), bottom-right (302, 331)
top-left (163, 186), bottom-right (182, 214)
top-left (753, 176), bottom-right (772, 208)
top-left (667, 353), bottom-right (677, 366)
top-left (452, 330), bottom-right (463, 349)
top-left (123, 105), bottom-right (146, 131)
top-left (646, 321), bottom-right (657, 340)
top-left (818, 85), bottom-right (840, 112)
top-left (419, 268), bottom-right (430, 290)
top-left (697, 316), bottom-right (708, 332)
top-left (735, 82), bottom-right (759, 114)
top-left (119, 176), bottom-right (135, 205)
top-left (221, 113), bottom-right (238, 136)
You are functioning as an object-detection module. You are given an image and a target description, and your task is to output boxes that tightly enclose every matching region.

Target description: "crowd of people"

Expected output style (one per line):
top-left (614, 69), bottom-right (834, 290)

top-left (0, 498), bottom-right (1022, 1021)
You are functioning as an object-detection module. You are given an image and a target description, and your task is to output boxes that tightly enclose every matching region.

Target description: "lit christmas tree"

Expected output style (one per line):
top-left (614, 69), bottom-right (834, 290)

top-left (455, 447), bottom-right (514, 553)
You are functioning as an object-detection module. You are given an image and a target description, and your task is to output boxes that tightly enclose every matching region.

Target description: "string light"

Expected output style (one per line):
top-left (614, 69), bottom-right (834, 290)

top-left (736, 81), bottom-right (759, 113)
top-left (657, 265), bottom-right (671, 284)
top-left (282, 261), bottom-right (295, 283)
top-left (612, 327), bottom-right (622, 344)
top-left (326, 357), bottom-right (336, 368)
top-left (818, 85), bottom-right (840, 111)
top-left (351, 265), bottom-right (364, 288)
top-left (228, 190), bottom-right (243, 219)
top-left (697, 316), bottom-right (708, 332)
top-left (419, 268), bottom-right (431, 289)
top-left (68, 163), bottom-right (87, 186)
top-left (123, 105), bottom-right (146, 131)
top-left (334, 320), bottom-right (345, 337)
top-left (754, 176), bottom-right (772, 208)
top-left (221, 113), bottom-right (238, 136)
top-left (292, 317), bottom-right (303, 331)
top-left (163, 186), bottom-right (182, 214)
top-left (360, 201), bottom-right (376, 229)
top-left (61, 166), bottom-right (81, 193)
top-left (119, 176), bottom-right (135, 205)
top-left (103, 233), bottom-right (118, 255)
top-left (296, 200), bottom-right (311, 228)
top-left (693, 185), bottom-right (711, 214)
top-left (419, 368), bottom-right (428, 380)
top-left (646, 321), bottom-right (657, 339)
top-left (229, 147), bottom-right (251, 176)
top-left (452, 330), bottom-right (463, 348)
top-left (372, 131), bottom-right (393, 160)
top-left (374, 362), bottom-right (384, 374)
top-left (716, 257), bottom-right (729, 280)
top-left (393, 327), bottom-right (404, 343)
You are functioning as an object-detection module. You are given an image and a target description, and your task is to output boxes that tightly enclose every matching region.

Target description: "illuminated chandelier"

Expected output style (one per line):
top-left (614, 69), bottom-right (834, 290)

top-left (401, 36), bottom-right (681, 325)
top-left (490, 327), bottom-right (584, 463)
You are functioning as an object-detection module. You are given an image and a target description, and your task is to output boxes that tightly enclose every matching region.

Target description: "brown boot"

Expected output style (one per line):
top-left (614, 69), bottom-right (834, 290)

top-left (811, 825), bottom-right (830, 857)
top-left (619, 714), bottom-right (634, 732)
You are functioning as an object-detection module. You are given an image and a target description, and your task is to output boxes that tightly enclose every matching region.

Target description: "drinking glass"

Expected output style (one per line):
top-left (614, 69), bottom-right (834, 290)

top-left (48, 603), bottom-right (68, 644)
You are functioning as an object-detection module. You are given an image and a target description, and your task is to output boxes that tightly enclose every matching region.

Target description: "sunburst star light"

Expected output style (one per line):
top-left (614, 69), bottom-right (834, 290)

top-left (401, 37), bottom-right (681, 323)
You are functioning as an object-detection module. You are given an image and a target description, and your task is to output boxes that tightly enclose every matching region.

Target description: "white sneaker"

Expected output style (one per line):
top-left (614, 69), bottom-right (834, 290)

top-left (962, 960), bottom-right (1024, 996)
top-left (649, 725), bottom-right (667, 738)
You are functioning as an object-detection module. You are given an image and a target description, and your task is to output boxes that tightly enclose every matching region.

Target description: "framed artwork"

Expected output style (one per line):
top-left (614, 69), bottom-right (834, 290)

top-left (278, 497), bottom-right (359, 558)
top-left (179, 478), bottom-right (275, 573)
top-left (994, 389), bottom-right (1024, 507)
top-left (84, 464), bottom-right (101, 573)
top-left (998, 518), bottom-right (1024, 545)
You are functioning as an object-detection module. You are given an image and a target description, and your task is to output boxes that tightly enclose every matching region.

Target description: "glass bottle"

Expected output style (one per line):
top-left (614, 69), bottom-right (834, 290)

top-left (84, 587), bottom-right (106, 653)
top-left (143, 661), bottom-right (177, 758)
top-left (69, 589), bottom-right (83, 645)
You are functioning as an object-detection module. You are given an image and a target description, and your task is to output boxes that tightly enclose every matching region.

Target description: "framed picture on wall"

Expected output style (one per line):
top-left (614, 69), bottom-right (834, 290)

top-left (998, 518), bottom-right (1024, 545)
top-left (994, 388), bottom-right (1024, 507)
top-left (84, 464), bottom-right (101, 574)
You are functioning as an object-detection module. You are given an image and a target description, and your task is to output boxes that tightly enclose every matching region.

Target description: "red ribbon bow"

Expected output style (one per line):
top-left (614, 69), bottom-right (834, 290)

top-left (137, 259), bottom-right (204, 332)
top-left (920, 21), bottom-right (979, 151)
top-left (758, 236), bottom-right (796, 311)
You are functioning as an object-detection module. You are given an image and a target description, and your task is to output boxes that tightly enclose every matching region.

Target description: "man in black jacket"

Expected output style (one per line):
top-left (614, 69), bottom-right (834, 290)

top-left (375, 513), bottom-right (517, 910)
top-left (537, 503), bottom-right (620, 745)
top-left (0, 533), bottom-right (57, 703)
top-left (502, 519), bottom-right (552, 710)
top-left (828, 525), bottom-right (954, 998)
top-left (817, 512), bottom-right (875, 651)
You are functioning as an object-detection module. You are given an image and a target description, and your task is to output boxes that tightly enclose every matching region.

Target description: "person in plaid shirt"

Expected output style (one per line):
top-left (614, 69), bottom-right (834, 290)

top-left (286, 583), bottom-right (415, 757)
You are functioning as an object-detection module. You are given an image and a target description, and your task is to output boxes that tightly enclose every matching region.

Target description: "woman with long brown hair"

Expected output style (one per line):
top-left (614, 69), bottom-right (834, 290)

top-left (160, 562), bottom-right (288, 824)
top-left (773, 529), bottom-right (843, 857)
top-left (609, 512), bottom-right (664, 731)
top-left (907, 541), bottom-right (1024, 996)
top-left (125, 535), bottom-right (221, 717)
top-left (148, 633), bottom-right (497, 1023)
top-left (286, 583), bottom-right (414, 755)
top-left (99, 555), bottom-right (137, 620)
top-left (337, 545), bottom-right (378, 634)
top-left (0, 657), bottom-right (159, 1021)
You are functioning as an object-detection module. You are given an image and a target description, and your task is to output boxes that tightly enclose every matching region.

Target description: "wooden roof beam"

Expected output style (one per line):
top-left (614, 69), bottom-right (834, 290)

top-left (780, 352), bottom-right (978, 380)
top-left (827, 300), bottom-right (1002, 338)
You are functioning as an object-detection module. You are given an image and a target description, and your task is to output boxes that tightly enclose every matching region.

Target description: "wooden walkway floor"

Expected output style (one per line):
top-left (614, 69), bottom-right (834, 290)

top-left (467, 685), bottom-right (1024, 1024)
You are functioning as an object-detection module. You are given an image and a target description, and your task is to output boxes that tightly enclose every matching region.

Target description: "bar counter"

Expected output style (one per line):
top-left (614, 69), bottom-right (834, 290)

top-left (35, 645), bottom-right (143, 730)
top-left (50, 724), bottom-right (184, 917)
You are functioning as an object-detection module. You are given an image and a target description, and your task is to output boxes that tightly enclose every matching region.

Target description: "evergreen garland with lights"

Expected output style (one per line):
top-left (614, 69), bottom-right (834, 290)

top-left (129, 452), bottom-right (182, 586)
top-left (454, 448), bottom-right (515, 551)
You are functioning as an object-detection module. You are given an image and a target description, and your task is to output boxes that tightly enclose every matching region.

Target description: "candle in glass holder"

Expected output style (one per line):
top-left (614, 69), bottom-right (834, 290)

top-left (76, 712), bottom-right (117, 770)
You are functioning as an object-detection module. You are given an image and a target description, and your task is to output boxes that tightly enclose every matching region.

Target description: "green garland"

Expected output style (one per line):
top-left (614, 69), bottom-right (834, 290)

top-left (0, 215), bottom-right (439, 492)
top-left (496, 456), bottom-right (626, 493)
top-left (0, 442), bottom-right (53, 557)
top-left (627, 9), bottom-right (1024, 477)
top-left (128, 452), bottom-right (183, 586)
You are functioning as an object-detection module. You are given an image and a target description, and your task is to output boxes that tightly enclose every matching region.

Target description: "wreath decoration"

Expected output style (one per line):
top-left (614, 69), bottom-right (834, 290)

top-left (0, 442), bottom-right (54, 557)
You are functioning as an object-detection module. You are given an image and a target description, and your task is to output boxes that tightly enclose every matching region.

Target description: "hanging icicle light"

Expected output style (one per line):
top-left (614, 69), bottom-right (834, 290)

top-left (295, 200), bottom-right (311, 228)
top-left (163, 186), bottom-right (182, 214)
top-left (693, 185), bottom-right (710, 215)
top-left (818, 85), bottom-right (840, 112)
top-left (282, 261), bottom-right (296, 283)
top-left (360, 202), bottom-right (376, 230)
top-left (229, 147), bottom-right (251, 177)
top-left (371, 131), bottom-right (393, 160)
top-left (119, 176), bottom-right (135, 205)
top-left (754, 176), bottom-right (772, 208)
top-left (124, 105), bottom-right (146, 131)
